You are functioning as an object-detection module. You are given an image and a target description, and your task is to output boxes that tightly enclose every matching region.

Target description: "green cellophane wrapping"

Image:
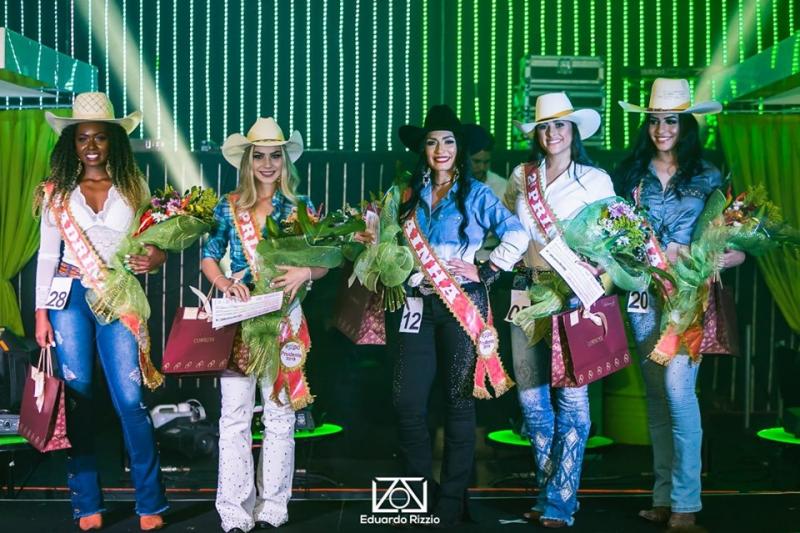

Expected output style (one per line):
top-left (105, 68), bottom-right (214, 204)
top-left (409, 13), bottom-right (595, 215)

top-left (86, 213), bottom-right (214, 325)
top-left (512, 272), bottom-right (571, 346)
top-left (240, 204), bottom-right (363, 380)
top-left (561, 197), bottom-right (652, 293)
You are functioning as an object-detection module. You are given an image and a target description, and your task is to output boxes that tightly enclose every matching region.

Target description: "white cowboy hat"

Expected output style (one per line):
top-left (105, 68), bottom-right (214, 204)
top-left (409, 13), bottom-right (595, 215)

top-left (45, 92), bottom-right (142, 135)
top-left (618, 78), bottom-right (722, 115)
top-left (513, 92), bottom-right (601, 140)
top-left (222, 117), bottom-right (304, 168)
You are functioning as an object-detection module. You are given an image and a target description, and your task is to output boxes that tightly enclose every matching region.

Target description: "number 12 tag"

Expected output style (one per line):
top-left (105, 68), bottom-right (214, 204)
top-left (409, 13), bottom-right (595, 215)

top-left (627, 291), bottom-right (650, 314)
top-left (399, 297), bottom-right (423, 334)
top-left (44, 277), bottom-right (73, 310)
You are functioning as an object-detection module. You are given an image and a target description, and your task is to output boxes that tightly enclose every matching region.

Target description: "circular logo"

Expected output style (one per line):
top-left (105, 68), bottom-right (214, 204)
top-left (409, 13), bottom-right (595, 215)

top-left (280, 341), bottom-right (305, 368)
top-left (477, 327), bottom-right (498, 357)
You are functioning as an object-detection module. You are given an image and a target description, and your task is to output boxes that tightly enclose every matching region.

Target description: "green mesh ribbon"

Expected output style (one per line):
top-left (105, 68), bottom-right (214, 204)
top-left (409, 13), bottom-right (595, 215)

top-left (512, 271), bottom-right (571, 346)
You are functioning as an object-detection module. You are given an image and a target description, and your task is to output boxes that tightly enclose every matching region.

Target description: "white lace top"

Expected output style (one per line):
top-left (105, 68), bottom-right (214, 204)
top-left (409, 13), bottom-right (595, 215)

top-left (35, 186), bottom-right (134, 308)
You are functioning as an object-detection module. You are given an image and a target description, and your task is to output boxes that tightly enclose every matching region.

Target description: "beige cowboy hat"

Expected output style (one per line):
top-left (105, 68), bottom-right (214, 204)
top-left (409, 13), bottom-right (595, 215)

top-left (222, 117), bottom-right (304, 168)
top-left (45, 92), bottom-right (142, 135)
top-left (619, 78), bottom-right (722, 115)
top-left (513, 92), bottom-right (601, 140)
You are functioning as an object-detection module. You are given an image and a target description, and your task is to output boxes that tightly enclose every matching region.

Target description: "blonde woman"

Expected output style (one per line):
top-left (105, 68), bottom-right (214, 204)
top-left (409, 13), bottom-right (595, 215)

top-left (201, 118), bottom-right (326, 533)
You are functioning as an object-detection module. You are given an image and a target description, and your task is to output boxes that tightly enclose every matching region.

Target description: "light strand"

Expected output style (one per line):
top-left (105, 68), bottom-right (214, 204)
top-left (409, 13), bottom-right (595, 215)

top-left (507, 2), bottom-right (514, 149)
top-left (338, 1), bottom-right (344, 148)
top-left (490, 0), bottom-right (497, 133)
top-left (371, 0), bottom-right (377, 150)
top-left (472, 0), bottom-right (479, 121)
top-left (605, 1), bottom-right (612, 149)
top-left (422, 1), bottom-right (428, 117)
top-left (189, 0), bottom-right (195, 150)
top-left (456, 0), bottom-right (462, 116)
top-left (305, 1), bottom-right (311, 146)
top-left (386, 1), bottom-right (393, 150)
top-left (257, 0), bottom-right (262, 117)
top-left (173, 0), bottom-right (178, 151)
top-left (205, 0), bottom-right (211, 141)
top-left (240, 0), bottom-right (245, 134)
top-left (354, 1), bottom-right (360, 148)
top-left (322, 0), bottom-right (328, 149)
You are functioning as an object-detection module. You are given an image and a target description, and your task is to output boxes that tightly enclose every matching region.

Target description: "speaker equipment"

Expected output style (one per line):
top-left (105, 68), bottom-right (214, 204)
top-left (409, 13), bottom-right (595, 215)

top-left (0, 412), bottom-right (20, 435)
top-left (783, 408), bottom-right (800, 439)
top-left (151, 400), bottom-right (218, 459)
top-left (0, 328), bottom-right (38, 412)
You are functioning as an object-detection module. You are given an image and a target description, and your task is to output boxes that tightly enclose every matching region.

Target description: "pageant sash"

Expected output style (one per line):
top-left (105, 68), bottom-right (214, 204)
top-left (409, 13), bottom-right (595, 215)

top-left (44, 183), bottom-right (163, 389)
top-left (229, 194), bottom-right (263, 282)
top-left (633, 182), bottom-right (703, 364)
top-left (524, 164), bottom-right (561, 241)
top-left (402, 216), bottom-right (513, 399)
top-left (271, 313), bottom-right (314, 410)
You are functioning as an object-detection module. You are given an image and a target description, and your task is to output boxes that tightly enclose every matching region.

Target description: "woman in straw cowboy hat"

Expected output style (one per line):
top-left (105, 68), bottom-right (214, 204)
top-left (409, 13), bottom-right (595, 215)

top-left (33, 92), bottom-right (168, 531)
top-left (614, 78), bottom-right (745, 528)
top-left (504, 92), bottom-right (615, 528)
top-left (201, 117), bottom-right (325, 533)
top-left (377, 104), bottom-right (527, 527)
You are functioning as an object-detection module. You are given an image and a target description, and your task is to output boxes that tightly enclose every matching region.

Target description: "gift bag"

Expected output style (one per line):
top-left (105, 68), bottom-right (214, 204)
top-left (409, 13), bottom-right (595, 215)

top-left (551, 295), bottom-right (632, 387)
top-left (162, 287), bottom-right (238, 375)
top-left (699, 281), bottom-right (740, 356)
top-left (333, 262), bottom-right (386, 345)
top-left (18, 347), bottom-right (71, 452)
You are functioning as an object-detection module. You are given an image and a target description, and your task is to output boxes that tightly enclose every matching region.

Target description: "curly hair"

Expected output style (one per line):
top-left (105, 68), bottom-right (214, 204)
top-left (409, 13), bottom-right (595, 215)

top-left (35, 122), bottom-right (148, 213)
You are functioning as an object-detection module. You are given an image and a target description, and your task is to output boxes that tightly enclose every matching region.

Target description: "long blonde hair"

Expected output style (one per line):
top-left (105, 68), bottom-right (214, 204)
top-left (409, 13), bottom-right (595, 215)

top-left (232, 145), bottom-right (300, 209)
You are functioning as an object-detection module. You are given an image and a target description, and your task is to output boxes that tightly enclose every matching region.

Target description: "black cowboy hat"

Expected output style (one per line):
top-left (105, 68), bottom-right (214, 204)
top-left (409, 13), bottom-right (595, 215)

top-left (398, 104), bottom-right (490, 153)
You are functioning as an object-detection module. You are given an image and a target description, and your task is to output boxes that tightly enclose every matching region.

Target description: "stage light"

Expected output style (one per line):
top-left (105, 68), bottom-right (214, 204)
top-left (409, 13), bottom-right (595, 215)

top-left (590, 0), bottom-right (596, 56)
top-left (173, 0), bottom-right (179, 149)
top-left (738, 0), bottom-right (745, 62)
top-left (240, 0), bottom-right (245, 134)
top-left (456, 0), bottom-right (462, 117)
top-left (403, 1), bottom-right (410, 125)
top-left (556, 0), bottom-right (562, 56)
top-left (305, 1), bottom-right (310, 145)
top-left (656, 0), bottom-right (662, 67)
top-left (339, 1), bottom-right (344, 149)
top-left (290, 1), bottom-right (296, 131)
top-left (472, 0), bottom-right (479, 122)
top-left (490, 0), bottom-right (497, 134)
top-left (605, 2), bottom-right (612, 149)
top-left (104, 0), bottom-right (109, 92)
top-left (386, 0), bottom-right (392, 150)
top-left (705, 0), bottom-right (712, 65)
top-left (139, 0), bottom-right (144, 136)
top-left (371, 0), bottom-right (377, 151)
top-left (156, 0), bottom-right (162, 138)
top-left (672, 1), bottom-right (679, 66)
top-left (722, 0), bottom-right (729, 64)
top-left (540, 0), bottom-right (546, 54)
top-left (121, 0), bottom-right (126, 113)
top-left (273, 0), bottom-right (279, 123)
top-left (507, 3), bottom-right (513, 148)
top-left (688, 0), bottom-right (695, 65)
top-left (322, 0), bottom-right (328, 149)
top-left (354, 1), bottom-right (360, 148)
top-left (574, 0), bottom-right (580, 54)
top-left (204, 0), bottom-right (210, 141)
top-left (256, 0), bottom-right (262, 116)
top-left (422, 1), bottom-right (428, 117)
top-left (523, 0), bottom-right (529, 57)
top-left (623, 1), bottom-right (630, 147)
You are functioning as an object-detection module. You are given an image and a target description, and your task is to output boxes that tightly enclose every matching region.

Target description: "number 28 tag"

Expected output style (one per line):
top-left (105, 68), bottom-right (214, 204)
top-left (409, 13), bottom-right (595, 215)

top-left (399, 297), bottom-right (423, 334)
top-left (505, 290), bottom-right (532, 322)
top-left (627, 290), bottom-right (650, 314)
top-left (44, 277), bottom-right (73, 310)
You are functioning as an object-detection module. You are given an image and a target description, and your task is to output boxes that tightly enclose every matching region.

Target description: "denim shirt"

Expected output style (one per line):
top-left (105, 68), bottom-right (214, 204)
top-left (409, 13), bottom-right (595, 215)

top-left (202, 190), bottom-right (314, 283)
top-left (394, 179), bottom-right (528, 271)
top-left (634, 160), bottom-right (722, 247)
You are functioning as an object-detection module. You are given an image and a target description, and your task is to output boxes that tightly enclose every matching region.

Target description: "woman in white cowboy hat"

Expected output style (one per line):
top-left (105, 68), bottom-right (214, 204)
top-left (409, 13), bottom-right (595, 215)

top-left (33, 92), bottom-right (168, 531)
top-left (615, 78), bottom-right (745, 528)
top-left (504, 92), bottom-right (615, 528)
top-left (201, 117), bottom-right (325, 533)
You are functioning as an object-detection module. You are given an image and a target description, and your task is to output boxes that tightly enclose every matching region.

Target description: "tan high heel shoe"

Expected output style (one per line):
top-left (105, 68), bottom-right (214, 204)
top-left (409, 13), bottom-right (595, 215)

top-left (78, 513), bottom-right (103, 531)
top-left (639, 506), bottom-right (671, 523)
top-left (139, 514), bottom-right (165, 531)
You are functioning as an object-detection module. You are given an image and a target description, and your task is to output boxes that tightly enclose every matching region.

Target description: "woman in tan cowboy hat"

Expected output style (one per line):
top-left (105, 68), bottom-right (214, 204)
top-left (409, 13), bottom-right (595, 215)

top-left (505, 92), bottom-right (615, 528)
top-left (614, 78), bottom-right (745, 528)
top-left (201, 117), bottom-right (325, 533)
top-left (33, 92), bottom-right (168, 531)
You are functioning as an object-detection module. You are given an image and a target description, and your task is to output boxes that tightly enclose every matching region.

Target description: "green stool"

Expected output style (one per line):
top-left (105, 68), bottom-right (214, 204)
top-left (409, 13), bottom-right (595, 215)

top-left (757, 427), bottom-right (800, 489)
top-left (0, 435), bottom-right (32, 497)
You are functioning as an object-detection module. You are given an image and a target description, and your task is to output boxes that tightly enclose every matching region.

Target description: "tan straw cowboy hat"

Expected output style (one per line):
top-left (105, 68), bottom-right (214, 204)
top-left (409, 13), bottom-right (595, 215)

top-left (45, 92), bottom-right (142, 135)
top-left (513, 92), bottom-right (601, 140)
top-left (619, 78), bottom-right (722, 115)
top-left (222, 117), bottom-right (304, 168)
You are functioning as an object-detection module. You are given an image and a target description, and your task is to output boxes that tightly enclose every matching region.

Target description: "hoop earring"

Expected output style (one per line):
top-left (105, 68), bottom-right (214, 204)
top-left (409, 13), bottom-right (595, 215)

top-left (422, 166), bottom-right (431, 186)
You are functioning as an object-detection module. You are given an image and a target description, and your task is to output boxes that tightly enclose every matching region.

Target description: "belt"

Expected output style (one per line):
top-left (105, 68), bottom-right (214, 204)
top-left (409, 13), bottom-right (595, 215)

top-left (57, 262), bottom-right (82, 278)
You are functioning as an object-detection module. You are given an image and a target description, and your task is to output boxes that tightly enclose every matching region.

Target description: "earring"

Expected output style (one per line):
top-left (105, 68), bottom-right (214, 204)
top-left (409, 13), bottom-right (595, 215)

top-left (422, 167), bottom-right (431, 186)
top-left (105, 161), bottom-right (113, 178)
top-left (74, 160), bottom-right (84, 178)
top-left (452, 167), bottom-right (461, 181)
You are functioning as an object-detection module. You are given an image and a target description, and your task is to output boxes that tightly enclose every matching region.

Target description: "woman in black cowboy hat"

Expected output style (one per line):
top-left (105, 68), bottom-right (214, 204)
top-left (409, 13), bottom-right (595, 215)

top-left (382, 104), bottom-right (528, 526)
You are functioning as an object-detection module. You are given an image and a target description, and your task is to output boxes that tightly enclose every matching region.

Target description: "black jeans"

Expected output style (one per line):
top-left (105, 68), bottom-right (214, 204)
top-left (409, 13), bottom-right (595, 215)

top-left (389, 283), bottom-right (489, 522)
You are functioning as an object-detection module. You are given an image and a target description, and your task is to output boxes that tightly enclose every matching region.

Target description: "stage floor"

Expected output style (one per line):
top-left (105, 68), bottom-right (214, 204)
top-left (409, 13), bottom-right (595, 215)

top-left (1, 491), bottom-right (799, 532)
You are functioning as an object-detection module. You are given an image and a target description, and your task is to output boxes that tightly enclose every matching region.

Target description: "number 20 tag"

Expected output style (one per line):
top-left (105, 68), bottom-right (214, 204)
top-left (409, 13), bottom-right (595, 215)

top-left (627, 290), bottom-right (650, 314)
top-left (44, 277), bottom-right (73, 310)
top-left (399, 297), bottom-right (423, 334)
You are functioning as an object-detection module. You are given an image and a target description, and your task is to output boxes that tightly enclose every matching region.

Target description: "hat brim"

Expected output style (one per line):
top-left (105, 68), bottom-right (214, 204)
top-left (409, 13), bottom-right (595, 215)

top-left (514, 108), bottom-right (601, 140)
top-left (44, 110), bottom-right (143, 136)
top-left (618, 100), bottom-right (722, 115)
top-left (222, 129), bottom-right (304, 168)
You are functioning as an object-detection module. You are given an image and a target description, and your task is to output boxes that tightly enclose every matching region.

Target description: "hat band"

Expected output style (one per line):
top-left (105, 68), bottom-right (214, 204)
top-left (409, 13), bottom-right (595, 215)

top-left (536, 108), bottom-right (575, 123)
top-left (250, 138), bottom-right (286, 143)
top-left (645, 101), bottom-right (691, 112)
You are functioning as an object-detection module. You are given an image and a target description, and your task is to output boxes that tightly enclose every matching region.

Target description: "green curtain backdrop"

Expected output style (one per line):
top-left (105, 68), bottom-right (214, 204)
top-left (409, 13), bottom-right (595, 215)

top-left (719, 114), bottom-right (800, 333)
top-left (0, 109), bottom-right (60, 336)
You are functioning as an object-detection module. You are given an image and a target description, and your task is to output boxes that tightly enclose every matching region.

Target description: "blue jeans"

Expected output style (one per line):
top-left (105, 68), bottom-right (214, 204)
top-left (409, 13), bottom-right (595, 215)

top-left (49, 280), bottom-right (168, 519)
top-left (510, 324), bottom-right (591, 526)
top-left (629, 292), bottom-right (703, 513)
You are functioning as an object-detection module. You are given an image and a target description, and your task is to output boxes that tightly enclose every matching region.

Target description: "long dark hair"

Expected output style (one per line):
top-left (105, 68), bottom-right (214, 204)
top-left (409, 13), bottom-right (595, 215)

top-left (35, 122), bottom-right (148, 213)
top-left (527, 122), bottom-right (595, 167)
top-left (614, 113), bottom-right (704, 198)
top-left (398, 133), bottom-right (473, 251)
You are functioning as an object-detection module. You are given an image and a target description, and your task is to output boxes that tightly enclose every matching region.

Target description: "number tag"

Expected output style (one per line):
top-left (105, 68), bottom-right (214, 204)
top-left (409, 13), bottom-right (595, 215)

top-left (505, 289), bottom-right (532, 322)
top-left (44, 277), bottom-right (73, 310)
top-left (627, 291), bottom-right (650, 314)
top-left (399, 297), bottom-right (423, 334)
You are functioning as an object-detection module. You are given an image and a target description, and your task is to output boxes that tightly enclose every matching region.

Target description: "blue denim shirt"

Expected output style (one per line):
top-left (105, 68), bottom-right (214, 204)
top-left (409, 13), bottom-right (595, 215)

top-left (202, 191), bottom-right (314, 283)
top-left (394, 179), bottom-right (528, 271)
top-left (634, 160), bottom-right (722, 246)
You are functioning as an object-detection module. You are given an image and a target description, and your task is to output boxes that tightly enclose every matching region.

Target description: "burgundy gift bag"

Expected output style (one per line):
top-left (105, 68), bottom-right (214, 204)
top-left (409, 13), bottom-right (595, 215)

top-left (162, 288), bottom-right (238, 375)
top-left (551, 295), bottom-right (632, 387)
top-left (333, 262), bottom-right (386, 345)
top-left (699, 281), bottom-right (740, 356)
top-left (18, 347), bottom-right (71, 452)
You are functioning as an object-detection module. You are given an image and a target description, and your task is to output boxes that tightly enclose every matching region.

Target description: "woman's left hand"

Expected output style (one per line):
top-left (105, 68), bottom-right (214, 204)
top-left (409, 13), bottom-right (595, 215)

top-left (447, 259), bottom-right (479, 282)
top-left (719, 249), bottom-right (746, 270)
top-left (126, 245), bottom-right (167, 274)
top-left (271, 265), bottom-right (312, 300)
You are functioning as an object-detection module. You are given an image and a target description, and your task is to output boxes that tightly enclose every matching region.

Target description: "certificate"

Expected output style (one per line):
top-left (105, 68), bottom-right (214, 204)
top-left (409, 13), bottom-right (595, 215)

top-left (211, 291), bottom-right (284, 329)
top-left (539, 236), bottom-right (605, 309)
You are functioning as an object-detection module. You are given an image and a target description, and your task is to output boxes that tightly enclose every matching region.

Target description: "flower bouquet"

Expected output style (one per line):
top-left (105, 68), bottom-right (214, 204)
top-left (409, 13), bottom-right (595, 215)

top-left (241, 201), bottom-right (366, 379)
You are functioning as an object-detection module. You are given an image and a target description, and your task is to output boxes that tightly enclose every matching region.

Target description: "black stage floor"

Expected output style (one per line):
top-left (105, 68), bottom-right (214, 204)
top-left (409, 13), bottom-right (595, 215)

top-left (1, 491), bottom-right (799, 532)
